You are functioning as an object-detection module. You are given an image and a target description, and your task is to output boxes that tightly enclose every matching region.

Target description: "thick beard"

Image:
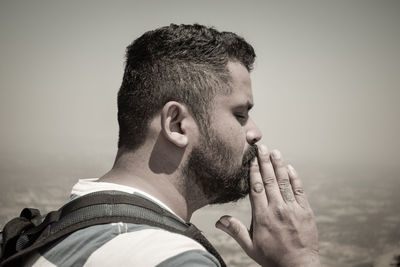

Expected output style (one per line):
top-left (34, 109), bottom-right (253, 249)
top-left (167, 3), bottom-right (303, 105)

top-left (183, 132), bottom-right (258, 204)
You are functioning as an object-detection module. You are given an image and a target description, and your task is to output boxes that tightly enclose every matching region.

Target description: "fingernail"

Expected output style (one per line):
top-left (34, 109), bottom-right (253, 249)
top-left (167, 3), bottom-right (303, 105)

top-left (258, 144), bottom-right (267, 155)
top-left (219, 217), bottom-right (230, 227)
top-left (272, 150), bottom-right (281, 160)
top-left (251, 157), bottom-right (258, 165)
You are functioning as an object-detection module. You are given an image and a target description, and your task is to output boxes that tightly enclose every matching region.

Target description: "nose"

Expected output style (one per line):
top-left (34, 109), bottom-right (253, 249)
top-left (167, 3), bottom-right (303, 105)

top-left (246, 118), bottom-right (262, 145)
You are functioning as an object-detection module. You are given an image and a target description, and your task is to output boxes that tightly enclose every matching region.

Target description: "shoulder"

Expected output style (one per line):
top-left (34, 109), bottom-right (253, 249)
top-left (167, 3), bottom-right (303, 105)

top-left (85, 223), bottom-right (221, 266)
top-left (31, 223), bottom-right (220, 267)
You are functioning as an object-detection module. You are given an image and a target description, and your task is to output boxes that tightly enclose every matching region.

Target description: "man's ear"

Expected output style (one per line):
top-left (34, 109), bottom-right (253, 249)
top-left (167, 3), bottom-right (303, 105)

top-left (161, 101), bottom-right (190, 148)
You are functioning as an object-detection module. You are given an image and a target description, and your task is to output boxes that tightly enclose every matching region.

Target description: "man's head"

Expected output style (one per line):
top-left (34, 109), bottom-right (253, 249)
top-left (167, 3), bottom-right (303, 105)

top-left (183, 61), bottom-right (261, 204)
top-left (117, 24), bottom-right (262, 204)
top-left (117, 24), bottom-right (256, 150)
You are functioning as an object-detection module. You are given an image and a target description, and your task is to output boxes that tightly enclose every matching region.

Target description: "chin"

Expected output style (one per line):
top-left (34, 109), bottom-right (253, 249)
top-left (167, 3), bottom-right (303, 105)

top-left (210, 177), bottom-right (250, 205)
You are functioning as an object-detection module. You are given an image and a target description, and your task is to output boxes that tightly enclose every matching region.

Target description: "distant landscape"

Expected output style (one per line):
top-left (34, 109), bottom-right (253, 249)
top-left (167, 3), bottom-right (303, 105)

top-left (1, 160), bottom-right (399, 266)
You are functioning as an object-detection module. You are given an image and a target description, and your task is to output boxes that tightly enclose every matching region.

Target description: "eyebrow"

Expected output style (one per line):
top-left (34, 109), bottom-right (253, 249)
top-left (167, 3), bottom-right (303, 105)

top-left (233, 100), bottom-right (254, 111)
top-left (235, 101), bottom-right (253, 112)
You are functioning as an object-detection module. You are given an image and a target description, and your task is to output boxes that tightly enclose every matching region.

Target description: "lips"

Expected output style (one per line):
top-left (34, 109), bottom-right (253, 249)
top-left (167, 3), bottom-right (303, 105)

top-left (243, 144), bottom-right (258, 166)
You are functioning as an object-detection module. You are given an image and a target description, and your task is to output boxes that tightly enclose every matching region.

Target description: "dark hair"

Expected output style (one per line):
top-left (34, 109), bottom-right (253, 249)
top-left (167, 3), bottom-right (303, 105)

top-left (117, 23), bottom-right (256, 150)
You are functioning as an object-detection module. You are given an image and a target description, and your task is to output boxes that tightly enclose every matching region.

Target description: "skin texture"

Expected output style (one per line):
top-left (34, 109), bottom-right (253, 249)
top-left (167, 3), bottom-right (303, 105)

top-left (183, 135), bottom-right (258, 204)
top-left (99, 61), bottom-right (320, 266)
top-left (215, 145), bottom-right (320, 267)
top-left (182, 61), bottom-right (262, 204)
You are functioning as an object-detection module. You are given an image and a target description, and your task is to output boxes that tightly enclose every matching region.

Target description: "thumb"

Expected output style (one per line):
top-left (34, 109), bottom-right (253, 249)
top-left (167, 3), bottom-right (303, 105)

top-left (215, 215), bottom-right (253, 253)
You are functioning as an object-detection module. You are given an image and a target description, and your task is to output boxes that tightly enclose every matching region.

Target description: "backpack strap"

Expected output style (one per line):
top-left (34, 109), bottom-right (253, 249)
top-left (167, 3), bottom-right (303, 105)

top-left (0, 190), bottom-right (226, 267)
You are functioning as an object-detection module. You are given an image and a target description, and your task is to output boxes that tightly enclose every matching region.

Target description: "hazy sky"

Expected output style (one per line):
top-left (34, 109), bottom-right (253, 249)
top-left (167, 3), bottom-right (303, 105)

top-left (0, 0), bottom-right (399, 179)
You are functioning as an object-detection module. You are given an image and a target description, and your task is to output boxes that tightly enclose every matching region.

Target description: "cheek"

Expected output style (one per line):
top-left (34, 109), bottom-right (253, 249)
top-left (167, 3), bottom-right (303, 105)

top-left (225, 125), bottom-right (247, 158)
top-left (212, 114), bottom-right (247, 159)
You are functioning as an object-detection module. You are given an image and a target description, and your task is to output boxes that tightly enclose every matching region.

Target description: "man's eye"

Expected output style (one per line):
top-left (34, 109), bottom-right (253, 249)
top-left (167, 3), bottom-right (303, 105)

top-left (235, 113), bottom-right (248, 124)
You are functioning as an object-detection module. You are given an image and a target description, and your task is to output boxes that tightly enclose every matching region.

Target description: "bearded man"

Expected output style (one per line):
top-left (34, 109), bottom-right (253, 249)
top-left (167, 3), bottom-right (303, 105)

top-left (25, 24), bottom-right (320, 267)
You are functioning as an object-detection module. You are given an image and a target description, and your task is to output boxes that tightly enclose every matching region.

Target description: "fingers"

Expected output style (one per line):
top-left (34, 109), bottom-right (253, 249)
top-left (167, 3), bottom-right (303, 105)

top-left (270, 149), bottom-right (296, 204)
top-left (249, 157), bottom-right (268, 217)
top-left (257, 145), bottom-right (282, 203)
top-left (287, 164), bottom-right (310, 209)
top-left (216, 215), bottom-right (253, 253)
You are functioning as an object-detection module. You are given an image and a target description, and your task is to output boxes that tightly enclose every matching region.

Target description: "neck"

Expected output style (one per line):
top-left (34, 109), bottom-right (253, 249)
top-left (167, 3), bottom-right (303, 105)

top-left (98, 148), bottom-right (208, 222)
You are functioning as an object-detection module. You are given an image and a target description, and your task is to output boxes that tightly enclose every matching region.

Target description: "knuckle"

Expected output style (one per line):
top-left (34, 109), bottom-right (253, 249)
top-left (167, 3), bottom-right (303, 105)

top-left (275, 204), bottom-right (285, 212)
top-left (263, 176), bottom-right (276, 185)
top-left (273, 205), bottom-right (287, 220)
top-left (278, 180), bottom-right (290, 189)
top-left (281, 187), bottom-right (296, 202)
top-left (229, 223), bottom-right (241, 236)
top-left (252, 182), bottom-right (264, 193)
top-left (301, 208), bottom-right (314, 220)
top-left (293, 187), bottom-right (305, 195)
top-left (255, 218), bottom-right (270, 228)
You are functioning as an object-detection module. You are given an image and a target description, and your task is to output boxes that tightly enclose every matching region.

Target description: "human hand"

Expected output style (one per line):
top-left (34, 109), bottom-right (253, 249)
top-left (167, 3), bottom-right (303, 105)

top-left (215, 145), bottom-right (320, 267)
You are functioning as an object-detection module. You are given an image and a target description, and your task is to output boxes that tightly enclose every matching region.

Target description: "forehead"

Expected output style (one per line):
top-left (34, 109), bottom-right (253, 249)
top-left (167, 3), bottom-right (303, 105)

top-left (214, 61), bottom-right (253, 108)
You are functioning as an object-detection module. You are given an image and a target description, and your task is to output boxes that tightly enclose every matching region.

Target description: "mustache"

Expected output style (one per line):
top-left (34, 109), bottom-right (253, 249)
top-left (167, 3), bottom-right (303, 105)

top-left (242, 144), bottom-right (258, 165)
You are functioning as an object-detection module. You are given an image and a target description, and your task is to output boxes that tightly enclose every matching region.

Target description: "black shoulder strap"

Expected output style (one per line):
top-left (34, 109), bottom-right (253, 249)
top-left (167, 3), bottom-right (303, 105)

top-left (0, 190), bottom-right (225, 267)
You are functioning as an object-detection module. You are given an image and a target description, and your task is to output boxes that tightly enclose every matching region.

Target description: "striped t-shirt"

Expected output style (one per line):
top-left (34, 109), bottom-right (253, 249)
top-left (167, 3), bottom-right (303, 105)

top-left (24, 179), bottom-right (221, 267)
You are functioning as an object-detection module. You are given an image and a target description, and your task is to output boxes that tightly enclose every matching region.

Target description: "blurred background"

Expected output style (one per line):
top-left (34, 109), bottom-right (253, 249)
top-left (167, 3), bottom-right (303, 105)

top-left (0, 1), bottom-right (399, 266)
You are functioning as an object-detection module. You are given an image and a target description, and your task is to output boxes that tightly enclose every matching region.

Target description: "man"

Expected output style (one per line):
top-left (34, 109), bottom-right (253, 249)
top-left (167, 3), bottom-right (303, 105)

top-left (27, 24), bottom-right (320, 266)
